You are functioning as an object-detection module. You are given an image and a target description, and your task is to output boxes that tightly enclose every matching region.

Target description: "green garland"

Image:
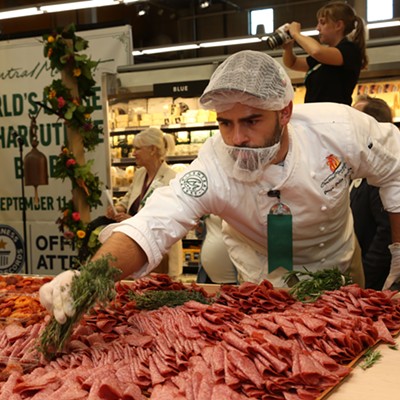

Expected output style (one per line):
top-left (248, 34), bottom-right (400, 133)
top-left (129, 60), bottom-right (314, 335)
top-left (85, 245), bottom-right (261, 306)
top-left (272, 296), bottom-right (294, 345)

top-left (43, 79), bottom-right (102, 151)
top-left (42, 24), bottom-right (103, 253)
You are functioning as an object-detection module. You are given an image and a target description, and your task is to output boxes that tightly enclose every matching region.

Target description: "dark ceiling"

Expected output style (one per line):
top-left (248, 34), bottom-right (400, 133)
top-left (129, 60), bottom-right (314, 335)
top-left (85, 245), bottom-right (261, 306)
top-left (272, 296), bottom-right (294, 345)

top-left (0, 0), bottom-right (399, 63)
top-left (0, 0), bottom-right (329, 44)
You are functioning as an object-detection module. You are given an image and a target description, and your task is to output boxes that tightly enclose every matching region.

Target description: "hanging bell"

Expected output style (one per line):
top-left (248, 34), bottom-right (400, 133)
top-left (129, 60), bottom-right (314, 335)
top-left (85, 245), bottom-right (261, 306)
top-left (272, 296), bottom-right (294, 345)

top-left (24, 112), bottom-right (49, 206)
top-left (24, 148), bottom-right (49, 205)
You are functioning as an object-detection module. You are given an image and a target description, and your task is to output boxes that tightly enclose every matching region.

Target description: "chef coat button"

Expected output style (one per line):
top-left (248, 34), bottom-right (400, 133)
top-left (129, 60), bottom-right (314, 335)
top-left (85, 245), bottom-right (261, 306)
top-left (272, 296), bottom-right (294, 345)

top-left (311, 172), bottom-right (316, 178)
top-left (319, 243), bottom-right (325, 248)
top-left (319, 226), bottom-right (326, 232)
top-left (321, 258), bottom-right (326, 263)
top-left (321, 205), bottom-right (327, 211)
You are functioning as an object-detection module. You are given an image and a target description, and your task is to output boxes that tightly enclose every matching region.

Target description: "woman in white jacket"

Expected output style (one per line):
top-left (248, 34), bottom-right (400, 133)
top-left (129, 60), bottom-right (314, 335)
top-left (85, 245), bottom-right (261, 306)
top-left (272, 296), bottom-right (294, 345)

top-left (79, 127), bottom-right (183, 278)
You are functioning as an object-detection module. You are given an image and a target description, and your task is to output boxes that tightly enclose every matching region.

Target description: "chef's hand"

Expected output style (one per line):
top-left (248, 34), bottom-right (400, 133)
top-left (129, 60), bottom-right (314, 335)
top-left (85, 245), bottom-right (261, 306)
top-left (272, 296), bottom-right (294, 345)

top-left (382, 243), bottom-right (400, 290)
top-left (39, 270), bottom-right (80, 324)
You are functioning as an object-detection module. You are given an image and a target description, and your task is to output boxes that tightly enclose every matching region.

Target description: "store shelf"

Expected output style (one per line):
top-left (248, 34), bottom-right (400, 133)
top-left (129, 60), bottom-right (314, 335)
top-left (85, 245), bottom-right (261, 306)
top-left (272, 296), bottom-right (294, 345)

top-left (111, 154), bottom-right (197, 167)
top-left (110, 121), bottom-right (218, 136)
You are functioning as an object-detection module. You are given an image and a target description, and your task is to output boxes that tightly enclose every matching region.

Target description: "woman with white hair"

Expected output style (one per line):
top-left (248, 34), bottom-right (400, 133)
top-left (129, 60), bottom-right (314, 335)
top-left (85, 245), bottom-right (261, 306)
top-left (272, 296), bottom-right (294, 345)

top-left (111, 127), bottom-right (176, 220)
top-left (79, 127), bottom-right (183, 278)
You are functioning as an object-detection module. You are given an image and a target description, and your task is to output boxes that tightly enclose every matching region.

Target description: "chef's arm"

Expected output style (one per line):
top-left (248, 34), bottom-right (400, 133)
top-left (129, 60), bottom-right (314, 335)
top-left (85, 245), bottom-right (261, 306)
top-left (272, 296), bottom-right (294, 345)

top-left (91, 232), bottom-right (148, 280)
top-left (39, 232), bottom-right (148, 324)
top-left (382, 212), bottom-right (400, 290)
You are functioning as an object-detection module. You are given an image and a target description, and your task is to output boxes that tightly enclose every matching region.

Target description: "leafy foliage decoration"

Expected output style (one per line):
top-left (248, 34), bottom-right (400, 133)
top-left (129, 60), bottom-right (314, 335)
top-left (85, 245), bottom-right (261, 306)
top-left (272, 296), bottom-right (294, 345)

top-left (42, 24), bottom-right (103, 252)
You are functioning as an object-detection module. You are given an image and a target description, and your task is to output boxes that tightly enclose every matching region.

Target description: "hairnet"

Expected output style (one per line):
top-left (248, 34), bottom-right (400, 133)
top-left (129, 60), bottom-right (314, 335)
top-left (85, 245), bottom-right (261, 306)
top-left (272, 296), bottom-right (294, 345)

top-left (200, 50), bottom-right (294, 112)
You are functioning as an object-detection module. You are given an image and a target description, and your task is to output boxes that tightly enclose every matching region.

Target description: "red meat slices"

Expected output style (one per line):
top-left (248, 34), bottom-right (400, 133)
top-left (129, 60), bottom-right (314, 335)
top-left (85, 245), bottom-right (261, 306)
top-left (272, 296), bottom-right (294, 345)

top-left (318, 284), bottom-right (400, 333)
top-left (215, 280), bottom-right (295, 313)
top-left (13, 370), bottom-right (59, 395)
top-left (226, 348), bottom-right (264, 388)
top-left (0, 371), bottom-right (20, 400)
top-left (291, 348), bottom-right (345, 387)
top-left (122, 384), bottom-right (146, 400)
top-left (4, 324), bottom-right (27, 342)
top-left (374, 318), bottom-right (396, 344)
top-left (123, 332), bottom-right (153, 347)
top-left (0, 275), bottom-right (399, 399)
top-left (150, 380), bottom-right (186, 399)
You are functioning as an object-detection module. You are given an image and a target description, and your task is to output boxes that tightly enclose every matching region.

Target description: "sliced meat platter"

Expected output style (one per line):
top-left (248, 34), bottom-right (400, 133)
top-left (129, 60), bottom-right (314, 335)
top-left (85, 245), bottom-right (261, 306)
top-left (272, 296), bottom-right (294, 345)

top-left (0, 274), bottom-right (399, 399)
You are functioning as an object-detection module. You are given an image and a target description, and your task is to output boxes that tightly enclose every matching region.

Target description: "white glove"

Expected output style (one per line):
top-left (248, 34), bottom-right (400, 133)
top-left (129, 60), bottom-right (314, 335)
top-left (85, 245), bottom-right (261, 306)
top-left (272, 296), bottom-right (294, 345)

top-left (39, 270), bottom-right (80, 324)
top-left (382, 243), bottom-right (400, 290)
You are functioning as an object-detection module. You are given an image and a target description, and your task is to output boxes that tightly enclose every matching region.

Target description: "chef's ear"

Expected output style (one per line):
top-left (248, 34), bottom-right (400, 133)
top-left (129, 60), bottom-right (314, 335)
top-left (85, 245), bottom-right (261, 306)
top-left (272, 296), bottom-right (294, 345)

top-left (279, 101), bottom-right (293, 125)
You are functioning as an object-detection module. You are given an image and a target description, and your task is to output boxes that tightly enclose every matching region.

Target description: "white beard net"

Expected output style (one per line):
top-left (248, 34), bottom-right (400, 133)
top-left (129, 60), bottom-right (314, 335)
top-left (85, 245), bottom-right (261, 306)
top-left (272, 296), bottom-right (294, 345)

top-left (216, 134), bottom-right (282, 183)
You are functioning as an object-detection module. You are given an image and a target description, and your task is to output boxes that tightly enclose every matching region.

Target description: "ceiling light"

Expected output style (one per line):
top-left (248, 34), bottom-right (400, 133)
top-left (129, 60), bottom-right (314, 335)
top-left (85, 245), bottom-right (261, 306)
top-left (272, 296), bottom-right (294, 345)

top-left (137, 5), bottom-right (149, 16)
top-left (133, 43), bottom-right (199, 56)
top-left (0, 7), bottom-right (42, 20)
top-left (41, 0), bottom-right (117, 14)
top-left (367, 19), bottom-right (400, 29)
top-left (300, 29), bottom-right (319, 36)
top-left (200, 37), bottom-right (261, 48)
top-left (199, 1), bottom-right (211, 9)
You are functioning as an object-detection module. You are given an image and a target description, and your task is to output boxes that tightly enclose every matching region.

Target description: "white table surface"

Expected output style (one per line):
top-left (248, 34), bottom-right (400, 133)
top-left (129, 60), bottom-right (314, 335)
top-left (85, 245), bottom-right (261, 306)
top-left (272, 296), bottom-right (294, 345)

top-left (326, 334), bottom-right (400, 399)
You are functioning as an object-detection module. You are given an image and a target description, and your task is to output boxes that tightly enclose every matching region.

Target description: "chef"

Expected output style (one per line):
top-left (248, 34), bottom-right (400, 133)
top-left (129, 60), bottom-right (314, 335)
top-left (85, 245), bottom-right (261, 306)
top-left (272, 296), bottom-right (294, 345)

top-left (40, 50), bottom-right (400, 324)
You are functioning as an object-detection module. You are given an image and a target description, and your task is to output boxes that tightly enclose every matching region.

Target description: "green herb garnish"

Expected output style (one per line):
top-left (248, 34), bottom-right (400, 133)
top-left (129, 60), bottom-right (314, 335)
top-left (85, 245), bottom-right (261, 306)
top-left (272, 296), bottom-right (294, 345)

top-left (38, 255), bottom-right (121, 359)
top-left (284, 267), bottom-right (352, 302)
top-left (128, 289), bottom-right (211, 310)
top-left (360, 349), bottom-right (382, 370)
top-left (388, 344), bottom-right (398, 350)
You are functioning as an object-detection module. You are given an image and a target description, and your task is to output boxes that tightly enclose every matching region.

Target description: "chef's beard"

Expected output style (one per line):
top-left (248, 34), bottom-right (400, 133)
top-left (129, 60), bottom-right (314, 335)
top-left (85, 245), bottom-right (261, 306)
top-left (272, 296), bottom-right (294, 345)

top-left (218, 120), bottom-right (283, 183)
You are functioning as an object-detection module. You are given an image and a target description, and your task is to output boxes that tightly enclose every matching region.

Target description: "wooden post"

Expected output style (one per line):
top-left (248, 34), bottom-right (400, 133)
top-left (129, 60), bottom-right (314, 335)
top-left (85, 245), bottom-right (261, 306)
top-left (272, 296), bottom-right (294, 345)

top-left (61, 40), bottom-right (91, 224)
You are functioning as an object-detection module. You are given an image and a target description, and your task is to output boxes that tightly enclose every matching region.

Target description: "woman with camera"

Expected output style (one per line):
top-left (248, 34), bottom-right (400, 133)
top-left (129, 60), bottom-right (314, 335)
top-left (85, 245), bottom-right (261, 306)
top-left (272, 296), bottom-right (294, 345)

top-left (282, 1), bottom-right (367, 105)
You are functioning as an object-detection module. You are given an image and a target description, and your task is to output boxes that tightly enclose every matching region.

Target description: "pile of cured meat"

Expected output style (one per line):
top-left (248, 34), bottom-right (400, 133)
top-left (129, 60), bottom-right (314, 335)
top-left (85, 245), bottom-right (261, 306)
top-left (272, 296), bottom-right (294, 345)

top-left (0, 274), bottom-right (399, 400)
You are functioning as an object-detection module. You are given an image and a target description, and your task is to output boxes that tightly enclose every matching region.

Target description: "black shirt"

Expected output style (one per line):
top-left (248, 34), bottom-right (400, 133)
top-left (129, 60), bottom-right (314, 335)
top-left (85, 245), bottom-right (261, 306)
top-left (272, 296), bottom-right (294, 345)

top-left (304, 38), bottom-right (362, 105)
top-left (350, 179), bottom-right (391, 290)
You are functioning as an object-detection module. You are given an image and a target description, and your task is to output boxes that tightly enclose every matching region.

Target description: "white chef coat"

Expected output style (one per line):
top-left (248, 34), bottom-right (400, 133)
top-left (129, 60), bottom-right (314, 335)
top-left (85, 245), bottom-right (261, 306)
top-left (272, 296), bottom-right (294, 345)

top-left (100, 103), bottom-right (400, 283)
top-left (199, 214), bottom-right (238, 283)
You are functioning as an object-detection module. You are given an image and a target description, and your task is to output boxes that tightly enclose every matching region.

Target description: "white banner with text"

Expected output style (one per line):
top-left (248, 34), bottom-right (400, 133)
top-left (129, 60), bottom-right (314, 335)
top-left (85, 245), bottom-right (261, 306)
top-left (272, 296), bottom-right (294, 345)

top-left (0, 25), bottom-right (132, 276)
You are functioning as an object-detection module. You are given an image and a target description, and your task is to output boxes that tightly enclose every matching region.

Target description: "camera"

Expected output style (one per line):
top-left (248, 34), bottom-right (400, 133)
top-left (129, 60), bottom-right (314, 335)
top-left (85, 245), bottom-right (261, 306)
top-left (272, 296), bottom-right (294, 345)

top-left (266, 24), bottom-right (292, 49)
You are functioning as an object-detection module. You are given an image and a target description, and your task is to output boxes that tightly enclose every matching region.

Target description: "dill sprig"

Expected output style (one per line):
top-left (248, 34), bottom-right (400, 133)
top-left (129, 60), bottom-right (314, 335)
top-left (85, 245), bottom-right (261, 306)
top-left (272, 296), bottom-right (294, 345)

top-left (360, 349), bottom-right (382, 370)
top-left (128, 289), bottom-right (211, 310)
top-left (284, 267), bottom-right (352, 302)
top-left (38, 255), bottom-right (121, 359)
top-left (388, 344), bottom-right (398, 350)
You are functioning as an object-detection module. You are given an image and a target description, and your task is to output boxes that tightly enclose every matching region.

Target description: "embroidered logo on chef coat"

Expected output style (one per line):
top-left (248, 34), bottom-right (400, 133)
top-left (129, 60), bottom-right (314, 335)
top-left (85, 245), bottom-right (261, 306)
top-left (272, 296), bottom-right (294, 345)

top-left (180, 170), bottom-right (208, 197)
top-left (326, 154), bottom-right (341, 172)
top-left (320, 154), bottom-right (352, 195)
top-left (0, 225), bottom-right (25, 274)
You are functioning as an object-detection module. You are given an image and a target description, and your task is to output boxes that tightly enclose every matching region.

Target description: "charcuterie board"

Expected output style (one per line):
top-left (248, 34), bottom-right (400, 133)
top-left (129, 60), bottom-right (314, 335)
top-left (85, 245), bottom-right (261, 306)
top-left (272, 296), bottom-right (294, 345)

top-left (0, 274), bottom-right (399, 399)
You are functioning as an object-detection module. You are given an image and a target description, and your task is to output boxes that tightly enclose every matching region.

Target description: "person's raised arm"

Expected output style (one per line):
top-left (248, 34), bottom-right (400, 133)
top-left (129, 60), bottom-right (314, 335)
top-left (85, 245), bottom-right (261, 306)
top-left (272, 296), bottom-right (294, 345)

top-left (281, 22), bottom-right (308, 72)
top-left (282, 40), bottom-right (309, 72)
top-left (287, 21), bottom-right (344, 66)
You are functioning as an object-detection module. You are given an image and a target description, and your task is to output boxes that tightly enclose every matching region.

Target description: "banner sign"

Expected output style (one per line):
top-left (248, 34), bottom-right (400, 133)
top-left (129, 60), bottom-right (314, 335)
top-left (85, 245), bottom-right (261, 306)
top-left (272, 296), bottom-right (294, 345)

top-left (0, 25), bottom-right (132, 275)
